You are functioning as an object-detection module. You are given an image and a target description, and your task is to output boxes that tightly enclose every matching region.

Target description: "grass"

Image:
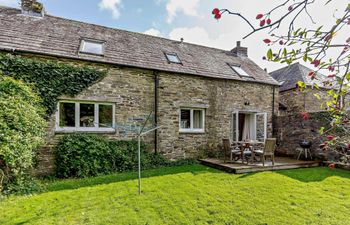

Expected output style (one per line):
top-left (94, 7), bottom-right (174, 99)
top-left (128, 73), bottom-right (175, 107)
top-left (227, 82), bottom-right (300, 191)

top-left (1, 165), bottom-right (350, 225)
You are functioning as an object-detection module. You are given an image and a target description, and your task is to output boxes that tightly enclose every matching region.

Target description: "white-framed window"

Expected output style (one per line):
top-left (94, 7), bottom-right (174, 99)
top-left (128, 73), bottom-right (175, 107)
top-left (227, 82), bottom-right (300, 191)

top-left (229, 64), bottom-right (252, 78)
top-left (165, 53), bottom-right (182, 64)
top-left (179, 108), bottom-right (205, 133)
top-left (79, 39), bottom-right (105, 55)
top-left (56, 101), bottom-right (115, 132)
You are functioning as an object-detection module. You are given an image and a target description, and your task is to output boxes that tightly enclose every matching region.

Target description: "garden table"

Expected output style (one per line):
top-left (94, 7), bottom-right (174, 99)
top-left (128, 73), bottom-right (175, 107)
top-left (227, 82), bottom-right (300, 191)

top-left (233, 141), bottom-right (265, 164)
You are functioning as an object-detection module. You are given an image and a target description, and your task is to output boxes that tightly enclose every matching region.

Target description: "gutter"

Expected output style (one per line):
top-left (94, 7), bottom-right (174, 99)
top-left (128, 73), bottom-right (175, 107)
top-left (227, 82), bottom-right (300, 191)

top-left (153, 71), bottom-right (159, 154)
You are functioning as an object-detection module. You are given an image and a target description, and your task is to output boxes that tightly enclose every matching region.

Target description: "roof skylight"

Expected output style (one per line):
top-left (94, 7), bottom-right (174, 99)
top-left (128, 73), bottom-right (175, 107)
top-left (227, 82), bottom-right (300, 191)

top-left (229, 65), bottom-right (251, 77)
top-left (165, 53), bottom-right (181, 64)
top-left (80, 39), bottom-right (105, 55)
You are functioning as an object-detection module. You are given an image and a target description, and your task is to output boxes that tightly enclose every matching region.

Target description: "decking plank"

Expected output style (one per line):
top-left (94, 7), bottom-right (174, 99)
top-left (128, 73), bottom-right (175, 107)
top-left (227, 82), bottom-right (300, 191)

top-left (199, 157), bottom-right (321, 174)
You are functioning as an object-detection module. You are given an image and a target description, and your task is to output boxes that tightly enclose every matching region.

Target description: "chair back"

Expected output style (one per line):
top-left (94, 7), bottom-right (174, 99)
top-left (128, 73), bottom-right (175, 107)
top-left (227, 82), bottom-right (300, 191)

top-left (222, 139), bottom-right (231, 152)
top-left (264, 138), bottom-right (276, 154)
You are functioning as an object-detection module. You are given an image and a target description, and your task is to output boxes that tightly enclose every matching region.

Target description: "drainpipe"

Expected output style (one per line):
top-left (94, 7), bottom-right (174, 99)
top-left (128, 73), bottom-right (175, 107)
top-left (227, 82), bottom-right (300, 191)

top-left (153, 71), bottom-right (159, 154)
top-left (272, 86), bottom-right (276, 136)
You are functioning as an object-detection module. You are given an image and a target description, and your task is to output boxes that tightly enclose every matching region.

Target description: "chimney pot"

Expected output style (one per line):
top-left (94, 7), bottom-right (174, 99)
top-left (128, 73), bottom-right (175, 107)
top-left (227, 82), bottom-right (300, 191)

top-left (230, 41), bottom-right (248, 57)
top-left (21, 0), bottom-right (44, 17)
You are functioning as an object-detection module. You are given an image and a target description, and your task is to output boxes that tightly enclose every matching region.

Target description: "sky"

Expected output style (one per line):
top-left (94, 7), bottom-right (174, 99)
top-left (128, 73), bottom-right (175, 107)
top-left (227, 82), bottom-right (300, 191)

top-left (0, 0), bottom-right (348, 72)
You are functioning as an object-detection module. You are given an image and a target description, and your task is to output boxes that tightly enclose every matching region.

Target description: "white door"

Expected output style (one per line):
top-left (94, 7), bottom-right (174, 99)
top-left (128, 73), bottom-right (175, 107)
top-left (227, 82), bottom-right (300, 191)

top-left (255, 113), bottom-right (267, 142)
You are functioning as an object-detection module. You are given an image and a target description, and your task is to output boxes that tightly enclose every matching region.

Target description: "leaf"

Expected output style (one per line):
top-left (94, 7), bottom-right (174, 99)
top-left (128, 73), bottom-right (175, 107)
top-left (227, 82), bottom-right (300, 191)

top-left (267, 49), bottom-right (273, 60)
top-left (314, 93), bottom-right (321, 100)
top-left (346, 72), bottom-right (350, 80)
top-left (297, 81), bottom-right (305, 88)
top-left (303, 54), bottom-right (307, 62)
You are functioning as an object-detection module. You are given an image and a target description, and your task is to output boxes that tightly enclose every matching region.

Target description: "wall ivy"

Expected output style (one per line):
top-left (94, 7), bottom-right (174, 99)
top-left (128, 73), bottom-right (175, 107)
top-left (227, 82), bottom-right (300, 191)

top-left (0, 53), bottom-right (107, 115)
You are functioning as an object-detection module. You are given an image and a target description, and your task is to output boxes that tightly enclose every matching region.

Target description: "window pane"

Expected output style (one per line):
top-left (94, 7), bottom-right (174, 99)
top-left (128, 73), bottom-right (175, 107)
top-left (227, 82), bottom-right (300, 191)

top-left (180, 110), bottom-right (191, 129)
top-left (231, 65), bottom-right (250, 77)
top-left (80, 104), bottom-right (95, 127)
top-left (166, 54), bottom-right (181, 63)
top-left (81, 40), bottom-right (104, 55)
top-left (193, 110), bottom-right (203, 129)
top-left (99, 105), bottom-right (113, 128)
top-left (59, 102), bottom-right (75, 127)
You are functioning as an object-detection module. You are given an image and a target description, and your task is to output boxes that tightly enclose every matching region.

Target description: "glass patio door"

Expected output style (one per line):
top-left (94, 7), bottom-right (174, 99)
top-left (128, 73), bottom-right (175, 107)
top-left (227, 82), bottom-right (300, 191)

top-left (232, 111), bottom-right (267, 142)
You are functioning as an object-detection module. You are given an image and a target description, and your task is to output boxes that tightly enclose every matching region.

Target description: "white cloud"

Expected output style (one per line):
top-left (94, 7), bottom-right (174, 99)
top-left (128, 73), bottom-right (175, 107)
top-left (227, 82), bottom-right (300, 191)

top-left (169, 27), bottom-right (216, 47)
top-left (166, 0), bottom-right (200, 23)
top-left (98, 0), bottom-right (122, 19)
top-left (0, 0), bottom-right (19, 8)
top-left (144, 28), bottom-right (162, 37)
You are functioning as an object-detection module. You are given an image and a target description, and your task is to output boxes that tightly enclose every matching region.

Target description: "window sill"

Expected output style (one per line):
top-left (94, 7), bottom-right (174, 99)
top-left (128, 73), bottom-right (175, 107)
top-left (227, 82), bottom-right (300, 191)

top-left (179, 130), bottom-right (205, 134)
top-left (55, 128), bottom-right (116, 134)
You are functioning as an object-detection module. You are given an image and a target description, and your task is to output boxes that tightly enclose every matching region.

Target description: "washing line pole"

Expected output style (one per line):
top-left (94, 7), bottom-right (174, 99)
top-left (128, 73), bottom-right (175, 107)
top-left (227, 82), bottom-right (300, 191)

top-left (137, 125), bottom-right (162, 195)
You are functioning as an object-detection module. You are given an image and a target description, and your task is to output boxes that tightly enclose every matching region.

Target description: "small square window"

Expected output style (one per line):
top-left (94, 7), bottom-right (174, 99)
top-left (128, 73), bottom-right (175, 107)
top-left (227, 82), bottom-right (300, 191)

top-left (179, 108), bottom-right (205, 133)
top-left (230, 65), bottom-right (251, 77)
top-left (80, 39), bottom-right (105, 55)
top-left (165, 53), bottom-right (181, 64)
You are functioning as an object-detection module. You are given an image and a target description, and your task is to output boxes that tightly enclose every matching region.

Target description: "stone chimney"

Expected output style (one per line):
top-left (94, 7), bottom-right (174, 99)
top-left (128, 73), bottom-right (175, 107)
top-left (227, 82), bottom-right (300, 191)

top-left (231, 41), bottom-right (248, 57)
top-left (21, 0), bottom-right (44, 17)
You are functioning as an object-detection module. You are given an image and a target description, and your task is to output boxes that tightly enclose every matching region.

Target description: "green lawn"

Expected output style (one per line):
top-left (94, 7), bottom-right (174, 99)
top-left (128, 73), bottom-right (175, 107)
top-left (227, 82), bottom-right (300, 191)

top-left (1, 165), bottom-right (350, 225)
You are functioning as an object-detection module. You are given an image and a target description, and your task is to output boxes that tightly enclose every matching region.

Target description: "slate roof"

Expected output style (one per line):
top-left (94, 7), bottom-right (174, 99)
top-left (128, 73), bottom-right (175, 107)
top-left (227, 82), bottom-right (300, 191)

top-left (0, 7), bottom-right (279, 86)
top-left (270, 63), bottom-right (335, 91)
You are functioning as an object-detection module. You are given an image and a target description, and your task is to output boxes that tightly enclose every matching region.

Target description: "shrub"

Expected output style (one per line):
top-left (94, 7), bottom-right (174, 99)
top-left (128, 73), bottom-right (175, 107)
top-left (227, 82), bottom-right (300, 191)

top-left (0, 75), bottom-right (46, 194)
top-left (55, 133), bottom-right (196, 178)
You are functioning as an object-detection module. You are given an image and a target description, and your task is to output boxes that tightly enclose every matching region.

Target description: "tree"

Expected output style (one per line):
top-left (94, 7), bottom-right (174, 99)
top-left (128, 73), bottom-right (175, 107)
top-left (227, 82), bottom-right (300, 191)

top-left (212, 1), bottom-right (350, 161)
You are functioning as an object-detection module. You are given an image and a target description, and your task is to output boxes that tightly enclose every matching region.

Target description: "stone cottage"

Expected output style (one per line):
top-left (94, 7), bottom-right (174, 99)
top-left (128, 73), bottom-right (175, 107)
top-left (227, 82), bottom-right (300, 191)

top-left (270, 62), bottom-right (346, 115)
top-left (0, 3), bottom-right (279, 175)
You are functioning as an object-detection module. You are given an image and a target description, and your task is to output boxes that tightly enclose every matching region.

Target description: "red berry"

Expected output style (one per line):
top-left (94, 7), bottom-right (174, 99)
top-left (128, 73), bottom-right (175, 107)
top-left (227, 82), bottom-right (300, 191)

top-left (212, 8), bottom-right (220, 15)
top-left (308, 72), bottom-right (315, 77)
top-left (326, 135), bottom-right (334, 141)
top-left (279, 40), bottom-right (284, 45)
top-left (214, 13), bottom-right (221, 20)
top-left (256, 14), bottom-right (264, 19)
top-left (328, 66), bottom-right (335, 72)
top-left (328, 74), bottom-right (336, 78)
top-left (263, 39), bottom-right (271, 44)
top-left (260, 19), bottom-right (266, 27)
top-left (311, 59), bottom-right (321, 67)
top-left (301, 112), bottom-right (309, 120)
top-left (266, 19), bottom-right (271, 25)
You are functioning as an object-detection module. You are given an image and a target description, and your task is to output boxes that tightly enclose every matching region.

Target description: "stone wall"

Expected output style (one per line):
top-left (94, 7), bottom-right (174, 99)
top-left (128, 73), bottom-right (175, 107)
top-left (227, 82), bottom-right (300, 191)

top-left (279, 88), bottom-right (349, 115)
top-left (274, 112), bottom-right (328, 157)
top-left (13, 54), bottom-right (278, 176)
top-left (157, 72), bottom-right (277, 159)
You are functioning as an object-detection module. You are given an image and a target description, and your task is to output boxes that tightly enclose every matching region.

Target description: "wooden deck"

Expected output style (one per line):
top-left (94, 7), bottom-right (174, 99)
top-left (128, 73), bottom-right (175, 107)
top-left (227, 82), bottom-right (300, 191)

top-left (199, 157), bottom-right (321, 174)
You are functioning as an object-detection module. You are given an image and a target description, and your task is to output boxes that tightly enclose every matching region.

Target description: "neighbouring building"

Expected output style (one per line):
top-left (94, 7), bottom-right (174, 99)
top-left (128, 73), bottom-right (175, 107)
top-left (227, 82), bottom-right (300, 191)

top-left (270, 62), bottom-right (347, 115)
top-left (0, 2), bottom-right (279, 175)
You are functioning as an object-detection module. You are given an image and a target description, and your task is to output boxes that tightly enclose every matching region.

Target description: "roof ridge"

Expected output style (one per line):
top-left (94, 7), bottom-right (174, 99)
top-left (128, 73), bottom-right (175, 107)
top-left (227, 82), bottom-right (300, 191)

top-left (270, 62), bottom-right (299, 74)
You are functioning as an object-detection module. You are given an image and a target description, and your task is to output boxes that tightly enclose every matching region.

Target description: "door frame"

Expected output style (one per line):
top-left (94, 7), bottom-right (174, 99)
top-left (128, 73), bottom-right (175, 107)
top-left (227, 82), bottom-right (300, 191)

top-left (232, 110), bottom-right (267, 142)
